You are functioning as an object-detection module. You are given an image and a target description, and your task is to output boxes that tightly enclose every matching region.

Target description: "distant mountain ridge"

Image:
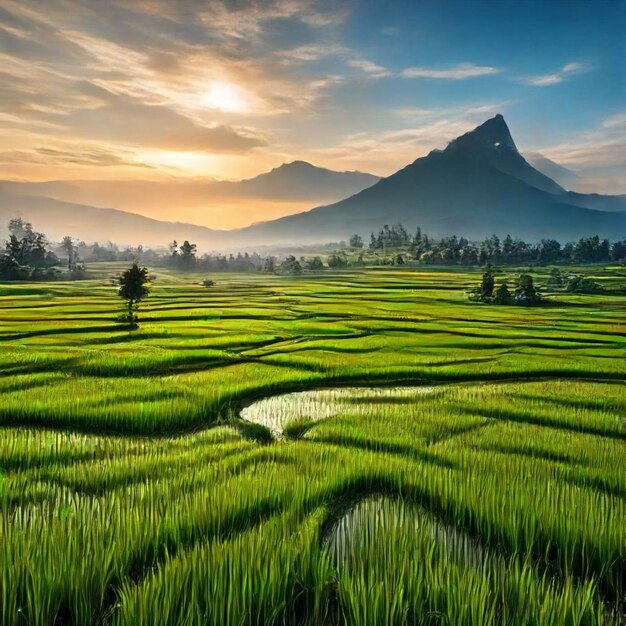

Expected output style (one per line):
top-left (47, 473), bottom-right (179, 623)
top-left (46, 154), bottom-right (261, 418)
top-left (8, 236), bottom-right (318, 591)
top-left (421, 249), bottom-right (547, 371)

top-left (0, 193), bottom-right (223, 248)
top-left (0, 162), bottom-right (379, 222)
top-left (233, 115), bottom-right (626, 244)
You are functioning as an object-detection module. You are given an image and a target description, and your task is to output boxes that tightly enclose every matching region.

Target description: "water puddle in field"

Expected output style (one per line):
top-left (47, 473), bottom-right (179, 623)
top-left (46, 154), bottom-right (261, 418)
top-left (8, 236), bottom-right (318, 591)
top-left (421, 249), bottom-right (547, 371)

top-left (327, 496), bottom-right (622, 625)
top-left (328, 495), bottom-right (485, 570)
top-left (240, 386), bottom-right (436, 438)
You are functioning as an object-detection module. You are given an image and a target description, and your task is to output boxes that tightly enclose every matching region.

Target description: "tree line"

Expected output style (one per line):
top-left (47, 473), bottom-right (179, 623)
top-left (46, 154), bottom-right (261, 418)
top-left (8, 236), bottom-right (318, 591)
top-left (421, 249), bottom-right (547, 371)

top-left (2, 216), bottom-right (625, 282)
top-left (359, 223), bottom-right (626, 265)
top-left (0, 218), bottom-right (91, 280)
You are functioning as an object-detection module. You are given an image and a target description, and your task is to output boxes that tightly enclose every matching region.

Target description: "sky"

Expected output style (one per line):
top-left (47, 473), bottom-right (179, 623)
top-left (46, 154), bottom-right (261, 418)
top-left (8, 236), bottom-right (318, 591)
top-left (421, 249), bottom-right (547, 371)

top-left (1, 0), bottom-right (624, 194)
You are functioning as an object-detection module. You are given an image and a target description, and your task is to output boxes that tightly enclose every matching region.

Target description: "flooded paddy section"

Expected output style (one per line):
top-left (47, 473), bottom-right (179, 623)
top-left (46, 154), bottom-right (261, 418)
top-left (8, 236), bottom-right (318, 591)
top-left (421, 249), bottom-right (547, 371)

top-left (326, 496), bottom-right (621, 626)
top-left (328, 495), bottom-right (486, 571)
top-left (239, 386), bottom-right (437, 438)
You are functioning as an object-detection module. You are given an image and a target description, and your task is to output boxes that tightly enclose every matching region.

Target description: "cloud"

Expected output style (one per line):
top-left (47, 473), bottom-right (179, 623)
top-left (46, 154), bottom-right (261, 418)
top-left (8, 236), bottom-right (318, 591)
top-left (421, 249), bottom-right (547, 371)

top-left (194, 0), bottom-right (349, 40)
top-left (520, 61), bottom-right (590, 86)
top-left (62, 89), bottom-right (265, 152)
top-left (393, 108), bottom-right (439, 120)
top-left (401, 63), bottom-right (502, 80)
top-left (0, 146), bottom-right (153, 168)
top-left (276, 43), bottom-right (347, 62)
top-left (347, 59), bottom-right (390, 78)
top-left (278, 44), bottom-right (390, 80)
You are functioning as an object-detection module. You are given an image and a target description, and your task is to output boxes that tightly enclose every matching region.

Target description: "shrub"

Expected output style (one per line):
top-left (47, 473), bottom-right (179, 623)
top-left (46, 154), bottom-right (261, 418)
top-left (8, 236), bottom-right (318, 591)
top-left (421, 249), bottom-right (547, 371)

top-left (565, 274), bottom-right (602, 294)
top-left (327, 254), bottom-right (348, 269)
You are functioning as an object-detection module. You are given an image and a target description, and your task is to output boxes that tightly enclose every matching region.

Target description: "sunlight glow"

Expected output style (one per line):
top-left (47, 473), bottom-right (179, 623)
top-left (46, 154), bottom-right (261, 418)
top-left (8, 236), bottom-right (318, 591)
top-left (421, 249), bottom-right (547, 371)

top-left (202, 81), bottom-right (248, 113)
top-left (137, 149), bottom-right (222, 175)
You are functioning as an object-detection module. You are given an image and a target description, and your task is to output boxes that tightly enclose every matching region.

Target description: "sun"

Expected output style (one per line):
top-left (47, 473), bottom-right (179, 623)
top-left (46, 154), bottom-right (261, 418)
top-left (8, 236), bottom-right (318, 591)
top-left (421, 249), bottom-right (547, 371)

top-left (202, 81), bottom-right (248, 113)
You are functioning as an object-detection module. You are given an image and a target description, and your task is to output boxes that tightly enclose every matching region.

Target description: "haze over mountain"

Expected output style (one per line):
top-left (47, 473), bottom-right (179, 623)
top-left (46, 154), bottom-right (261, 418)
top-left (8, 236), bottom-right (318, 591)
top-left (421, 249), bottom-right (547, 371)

top-left (234, 115), bottom-right (626, 244)
top-left (0, 193), bottom-right (224, 249)
top-left (0, 163), bottom-right (378, 229)
top-left (524, 153), bottom-right (580, 190)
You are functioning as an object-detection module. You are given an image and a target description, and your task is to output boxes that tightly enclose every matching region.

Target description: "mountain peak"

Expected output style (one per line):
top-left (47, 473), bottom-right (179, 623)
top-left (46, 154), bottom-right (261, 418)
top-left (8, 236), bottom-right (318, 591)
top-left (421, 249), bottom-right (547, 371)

top-left (447, 114), bottom-right (517, 153)
top-left (281, 160), bottom-right (317, 170)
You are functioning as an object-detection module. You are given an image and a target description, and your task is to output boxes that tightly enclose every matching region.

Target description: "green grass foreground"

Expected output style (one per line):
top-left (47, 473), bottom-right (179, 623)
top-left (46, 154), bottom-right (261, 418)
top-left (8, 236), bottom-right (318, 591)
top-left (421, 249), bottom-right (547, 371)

top-left (0, 265), bottom-right (624, 625)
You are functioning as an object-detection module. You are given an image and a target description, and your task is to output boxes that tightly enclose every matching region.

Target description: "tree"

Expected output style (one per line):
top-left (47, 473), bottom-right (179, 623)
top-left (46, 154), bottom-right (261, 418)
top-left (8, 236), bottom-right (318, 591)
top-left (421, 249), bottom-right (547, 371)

top-left (494, 282), bottom-right (511, 304)
top-left (480, 265), bottom-right (495, 300)
top-left (30, 233), bottom-right (48, 268)
top-left (279, 255), bottom-right (302, 274)
top-left (262, 256), bottom-right (277, 273)
top-left (501, 234), bottom-right (514, 260)
top-left (0, 254), bottom-right (20, 280)
top-left (468, 265), bottom-right (496, 302)
top-left (8, 218), bottom-right (33, 241)
top-left (515, 274), bottom-right (540, 304)
top-left (349, 234), bottom-right (364, 248)
top-left (610, 240), bottom-right (626, 262)
top-left (61, 236), bottom-right (77, 271)
top-left (327, 253), bottom-right (348, 268)
top-left (488, 234), bottom-right (501, 259)
top-left (178, 240), bottom-right (197, 271)
top-left (117, 264), bottom-right (150, 329)
top-left (537, 239), bottom-right (561, 264)
top-left (5, 234), bottom-right (25, 265)
top-left (414, 226), bottom-right (422, 245)
top-left (304, 256), bottom-right (324, 270)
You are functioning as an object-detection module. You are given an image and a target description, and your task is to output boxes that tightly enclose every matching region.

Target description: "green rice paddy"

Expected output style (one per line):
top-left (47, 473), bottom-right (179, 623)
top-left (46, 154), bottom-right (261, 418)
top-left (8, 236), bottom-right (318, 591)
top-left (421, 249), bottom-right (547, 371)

top-left (1, 264), bottom-right (624, 625)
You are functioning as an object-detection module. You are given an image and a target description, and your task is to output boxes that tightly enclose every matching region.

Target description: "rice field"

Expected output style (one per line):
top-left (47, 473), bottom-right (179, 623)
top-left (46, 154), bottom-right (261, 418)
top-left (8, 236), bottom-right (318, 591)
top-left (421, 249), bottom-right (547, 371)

top-left (0, 264), bottom-right (624, 625)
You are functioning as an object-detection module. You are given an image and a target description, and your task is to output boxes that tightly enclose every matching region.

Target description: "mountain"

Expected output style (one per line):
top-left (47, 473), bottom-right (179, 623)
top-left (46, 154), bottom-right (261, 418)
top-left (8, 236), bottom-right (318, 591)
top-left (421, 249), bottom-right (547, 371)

top-left (0, 193), bottom-right (224, 248)
top-left (2, 116), bottom-right (624, 249)
top-left (220, 161), bottom-right (379, 201)
top-left (0, 162), bottom-right (379, 229)
top-left (234, 115), bottom-right (626, 244)
top-left (562, 191), bottom-right (626, 213)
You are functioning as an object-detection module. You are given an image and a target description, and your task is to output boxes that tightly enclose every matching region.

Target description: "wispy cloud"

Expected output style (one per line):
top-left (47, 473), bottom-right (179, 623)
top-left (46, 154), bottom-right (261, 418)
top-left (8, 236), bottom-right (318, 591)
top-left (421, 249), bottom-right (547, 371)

top-left (278, 46), bottom-right (390, 80)
top-left (347, 59), bottom-right (390, 78)
top-left (0, 146), bottom-right (154, 169)
top-left (276, 43), bottom-right (348, 62)
top-left (520, 61), bottom-right (591, 86)
top-left (401, 63), bottom-right (502, 80)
